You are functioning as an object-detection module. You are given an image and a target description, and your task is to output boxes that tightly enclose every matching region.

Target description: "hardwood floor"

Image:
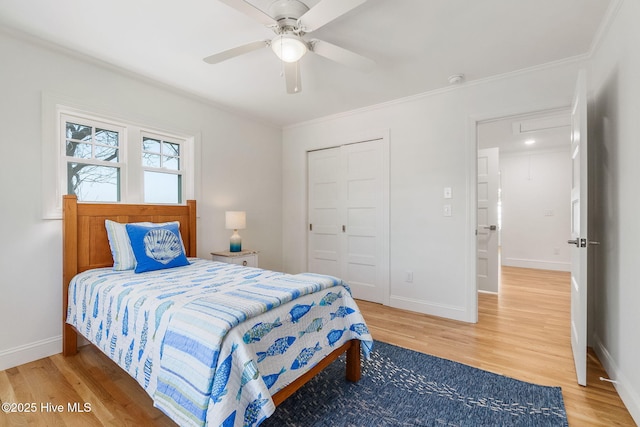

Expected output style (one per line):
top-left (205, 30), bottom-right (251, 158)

top-left (359, 266), bottom-right (635, 426)
top-left (0, 266), bottom-right (635, 426)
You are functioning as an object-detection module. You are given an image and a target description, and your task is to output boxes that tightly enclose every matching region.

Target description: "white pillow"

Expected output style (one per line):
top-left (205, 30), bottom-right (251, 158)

top-left (105, 220), bottom-right (180, 270)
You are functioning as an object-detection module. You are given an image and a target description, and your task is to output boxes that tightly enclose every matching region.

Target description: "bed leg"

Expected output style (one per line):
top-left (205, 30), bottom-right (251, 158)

top-left (63, 323), bottom-right (78, 356)
top-left (345, 340), bottom-right (361, 382)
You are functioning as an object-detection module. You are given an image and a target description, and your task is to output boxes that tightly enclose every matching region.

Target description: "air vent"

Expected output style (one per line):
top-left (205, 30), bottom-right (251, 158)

top-left (512, 114), bottom-right (571, 135)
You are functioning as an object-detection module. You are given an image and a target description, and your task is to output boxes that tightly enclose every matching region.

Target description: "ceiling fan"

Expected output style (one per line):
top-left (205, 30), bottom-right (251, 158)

top-left (204, 0), bottom-right (375, 94)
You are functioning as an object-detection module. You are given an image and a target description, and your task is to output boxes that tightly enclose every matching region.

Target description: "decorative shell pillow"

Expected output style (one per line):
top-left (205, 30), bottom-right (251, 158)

top-left (125, 222), bottom-right (190, 273)
top-left (105, 219), bottom-right (184, 271)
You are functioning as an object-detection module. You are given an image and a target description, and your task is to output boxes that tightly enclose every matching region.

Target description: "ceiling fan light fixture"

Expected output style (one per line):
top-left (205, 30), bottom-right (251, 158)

top-left (271, 34), bottom-right (307, 63)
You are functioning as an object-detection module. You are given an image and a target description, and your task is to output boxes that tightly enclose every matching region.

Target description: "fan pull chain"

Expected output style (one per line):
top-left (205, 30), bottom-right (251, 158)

top-left (279, 37), bottom-right (285, 78)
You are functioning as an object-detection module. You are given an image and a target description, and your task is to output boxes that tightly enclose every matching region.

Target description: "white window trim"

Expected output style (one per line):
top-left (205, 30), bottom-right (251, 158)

top-left (139, 131), bottom-right (188, 204)
top-left (61, 112), bottom-right (128, 203)
top-left (42, 92), bottom-right (199, 219)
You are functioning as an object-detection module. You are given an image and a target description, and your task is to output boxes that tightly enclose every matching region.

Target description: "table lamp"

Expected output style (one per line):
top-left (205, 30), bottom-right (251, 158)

top-left (225, 211), bottom-right (246, 252)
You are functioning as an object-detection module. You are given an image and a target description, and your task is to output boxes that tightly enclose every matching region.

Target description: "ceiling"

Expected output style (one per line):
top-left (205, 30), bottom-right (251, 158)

top-left (0, 0), bottom-right (613, 127)
top-left (478, 109), bottom-right (572, 154)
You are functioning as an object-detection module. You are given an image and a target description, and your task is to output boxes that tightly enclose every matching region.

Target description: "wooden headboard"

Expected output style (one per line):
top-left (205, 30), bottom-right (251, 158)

top-left (62, 195), bottom-right (197, 355)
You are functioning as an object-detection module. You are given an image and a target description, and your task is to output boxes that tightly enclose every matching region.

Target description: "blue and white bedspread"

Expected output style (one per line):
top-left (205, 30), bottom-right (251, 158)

top-left (66, 258), bottom-right (373, 427)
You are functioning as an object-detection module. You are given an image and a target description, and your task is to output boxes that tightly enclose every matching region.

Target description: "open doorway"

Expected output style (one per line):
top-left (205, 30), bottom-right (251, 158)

top-left (476, 108), bottom-right (572, 294)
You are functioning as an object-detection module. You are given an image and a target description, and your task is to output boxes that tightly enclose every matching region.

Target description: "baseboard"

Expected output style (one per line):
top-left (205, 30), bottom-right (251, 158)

top-left (593, 334), bottom-right (640, 424)
top-left (389, 295), bottom-right (470, 322)
top-left (0, 336), bottom-right (61, 371)
top-left (502, 258), bottom-right (570, 272)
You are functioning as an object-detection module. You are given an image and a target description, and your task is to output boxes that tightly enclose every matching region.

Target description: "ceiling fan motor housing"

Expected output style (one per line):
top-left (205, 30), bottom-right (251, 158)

top-left (268, 0), bottom-right (310, 30)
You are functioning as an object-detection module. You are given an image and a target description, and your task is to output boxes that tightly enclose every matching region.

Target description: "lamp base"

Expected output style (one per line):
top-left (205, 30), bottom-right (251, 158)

top-left (230, 230), bottom-right (242, 252)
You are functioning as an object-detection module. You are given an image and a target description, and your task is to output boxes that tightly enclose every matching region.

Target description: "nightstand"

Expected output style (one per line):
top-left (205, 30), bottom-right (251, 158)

top-left (210, 250), bottom-right (259, 267)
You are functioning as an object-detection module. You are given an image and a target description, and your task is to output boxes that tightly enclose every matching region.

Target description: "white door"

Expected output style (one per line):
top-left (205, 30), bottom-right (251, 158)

top-left (569, 70), bottom-right (589, 386)
top-left (342, 141), bottom-right (387, 303)
top-left (477, 147), bottom-right (500, 293)
top-left (307, 147), bottom-right (341, 277)
top-left (307, 140), bottom-right (389, 304)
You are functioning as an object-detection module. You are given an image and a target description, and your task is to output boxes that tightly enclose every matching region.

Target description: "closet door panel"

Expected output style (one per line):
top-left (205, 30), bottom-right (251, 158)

top-left (307, 147), bottom-right (341, 277)
top-left (343, 141), bottom-right (385, 303)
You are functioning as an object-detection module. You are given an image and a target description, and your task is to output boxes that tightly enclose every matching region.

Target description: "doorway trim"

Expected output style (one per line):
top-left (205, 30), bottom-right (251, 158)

top-left (467, 104), bottom-right (572, 323)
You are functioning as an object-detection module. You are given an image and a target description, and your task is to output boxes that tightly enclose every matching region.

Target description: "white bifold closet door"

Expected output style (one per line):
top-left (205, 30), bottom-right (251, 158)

top-left (307, 139), bottom-right (388, 304)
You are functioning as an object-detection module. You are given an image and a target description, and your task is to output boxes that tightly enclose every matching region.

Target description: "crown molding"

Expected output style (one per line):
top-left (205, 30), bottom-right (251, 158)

top-left (587, 0), bottom-right (624, 58)
top-left (285, 54), bottom-right (588, 130)
top-left (0, 25), bottom-right (281, 131)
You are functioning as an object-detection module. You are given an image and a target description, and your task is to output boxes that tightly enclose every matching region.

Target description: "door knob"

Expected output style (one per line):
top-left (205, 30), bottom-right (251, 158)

top-left (568, 238), bottom-right (599, 248)
top-left (483, 225), bottom-right (497, 231)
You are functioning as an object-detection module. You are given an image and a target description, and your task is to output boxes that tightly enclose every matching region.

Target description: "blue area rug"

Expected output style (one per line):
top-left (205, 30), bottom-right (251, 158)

top-left (262, 341), bottom-right (568, 427)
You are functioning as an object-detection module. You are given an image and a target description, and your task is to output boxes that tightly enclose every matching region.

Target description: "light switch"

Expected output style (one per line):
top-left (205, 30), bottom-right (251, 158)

top-left (443, 204), bottom-right (452, 217)
top-left (444, 187), bottom-right (452, 199)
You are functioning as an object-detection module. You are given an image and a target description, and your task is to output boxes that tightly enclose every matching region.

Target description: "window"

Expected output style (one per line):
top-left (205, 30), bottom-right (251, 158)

top-left (141, 134), bottom-right (183, 204)
top-left (43, 105), bottom-right (195, 217)
top-left (42, 96), bottom-right (199, 218)
top-left (63, 116), bottom-right (124, 202)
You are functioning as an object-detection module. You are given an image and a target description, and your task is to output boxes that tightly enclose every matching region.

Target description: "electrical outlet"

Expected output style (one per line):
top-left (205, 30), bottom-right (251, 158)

top-left (405, 271), bottom-right (413, 283)
top-left (443, 205), bottom-right (452, 217)
top-left (444, 187), bottom-right (452, 199)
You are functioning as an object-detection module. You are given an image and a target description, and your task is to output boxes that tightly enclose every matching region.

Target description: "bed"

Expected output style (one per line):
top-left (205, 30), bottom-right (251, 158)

top-left (62, 195), bottom-right (373, 427)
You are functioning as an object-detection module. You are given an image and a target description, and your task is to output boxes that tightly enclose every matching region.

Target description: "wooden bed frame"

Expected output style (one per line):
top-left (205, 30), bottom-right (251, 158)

top-left (61, 194), bottom-right (360, 409)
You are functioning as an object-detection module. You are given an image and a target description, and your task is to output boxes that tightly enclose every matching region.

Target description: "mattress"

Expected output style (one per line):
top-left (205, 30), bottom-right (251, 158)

top-left (66, 258), bottom-right (373, 427)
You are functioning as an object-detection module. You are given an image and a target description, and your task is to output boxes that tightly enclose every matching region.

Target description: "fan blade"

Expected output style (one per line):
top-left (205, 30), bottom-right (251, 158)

top-left (217, 0), bottom-right (277, 27)
top-left (310, 39), bottom-right (375, 73)
top-left (298, 0), bottom-right (367, 32)
top-left (284, 61), bottom-right (302, 94)
top-left (203, 40), bottom-right (269, 64)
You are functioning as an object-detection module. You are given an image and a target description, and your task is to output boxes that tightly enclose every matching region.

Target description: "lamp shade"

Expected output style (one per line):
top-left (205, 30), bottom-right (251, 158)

top-left (271, 34), bottom-right (307, 63)
top-left (225, 211), bottom-right (246, 230)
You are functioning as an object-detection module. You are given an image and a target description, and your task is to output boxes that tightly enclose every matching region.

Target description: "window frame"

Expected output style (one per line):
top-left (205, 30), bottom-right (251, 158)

top-left (140, 131), bottom-right (186, 204)
top-left (61, 113), bottom-right (127, 203)
top-left (42, 95), bottom-right (197, 219)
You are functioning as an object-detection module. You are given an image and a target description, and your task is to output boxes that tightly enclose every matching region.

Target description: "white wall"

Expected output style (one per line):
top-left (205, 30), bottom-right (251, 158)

top-left (590, 0), bottom-right (640, 422)
top-left (500, 149), bottom-right (572, 272)
top-left (283, 60), bottom-right (583, 323)
top-left (0, 30), bottom-right (283, 370)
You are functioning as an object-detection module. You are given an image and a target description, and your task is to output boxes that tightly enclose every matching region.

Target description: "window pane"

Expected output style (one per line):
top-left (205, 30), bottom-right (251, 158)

top-left (144, 171), bottom-right (181, 203)
top-left (143, 153), bottom-right (161, 168)
top-left (66, 141), bottom-right (92, 159)
top-left (163, 156), bottom-right (179, 170)
top-left (95, 146), bottom-right (119, 162)
top-left (163, 141), bottom-right (180, 156)
top-left (67, 162), bottom-right (120, 202)
top-left (95, 128), bottom-right (119, 147)
top-left (66, 122), bottom-right (92, 141)
top-left (143, 137), bottom-right (161, 153)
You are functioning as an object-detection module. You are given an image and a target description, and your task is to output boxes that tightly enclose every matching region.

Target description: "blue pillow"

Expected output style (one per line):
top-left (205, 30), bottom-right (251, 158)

top-left (105, 220), bottom-right (180, 270)
top-left (125, 222), bottom-right (190, 273)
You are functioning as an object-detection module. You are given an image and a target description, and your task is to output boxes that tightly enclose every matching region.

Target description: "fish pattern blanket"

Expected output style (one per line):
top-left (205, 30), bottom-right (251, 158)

top-left (66, 258), bottom-right (373, 426)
